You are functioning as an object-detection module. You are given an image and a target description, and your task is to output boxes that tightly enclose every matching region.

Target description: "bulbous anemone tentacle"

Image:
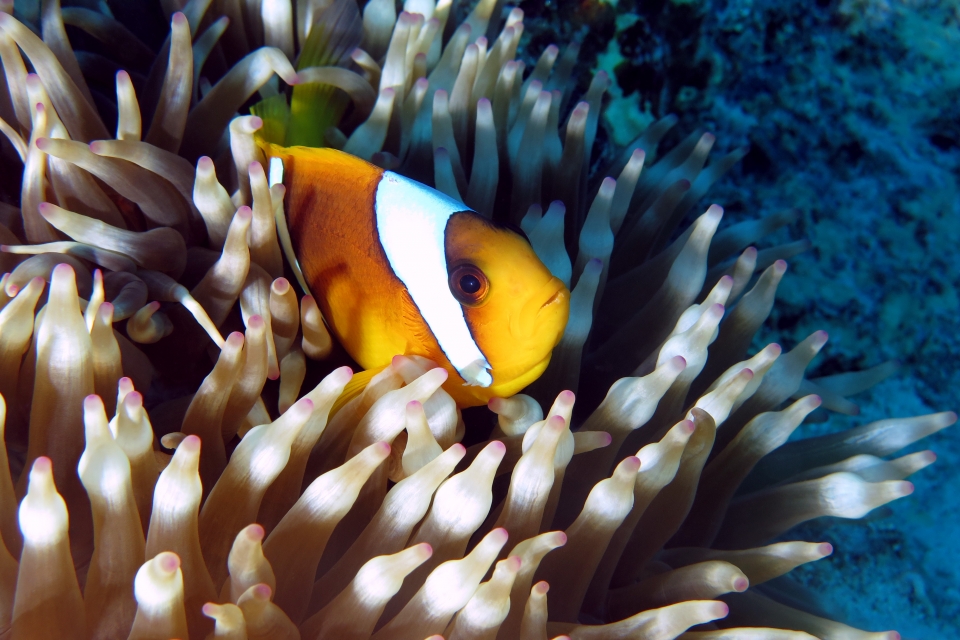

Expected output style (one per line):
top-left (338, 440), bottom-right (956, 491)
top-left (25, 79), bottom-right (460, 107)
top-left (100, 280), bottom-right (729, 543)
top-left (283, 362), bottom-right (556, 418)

top-left (0, 3), bottom-right (950, 640)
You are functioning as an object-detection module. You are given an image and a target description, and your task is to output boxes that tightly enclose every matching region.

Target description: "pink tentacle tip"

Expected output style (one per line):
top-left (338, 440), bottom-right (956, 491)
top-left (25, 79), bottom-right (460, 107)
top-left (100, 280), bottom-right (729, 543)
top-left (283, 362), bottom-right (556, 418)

top-left (488, 440), bottom-right (507, 455)
top-left (32, 456), bottom-right (52, 473)
top-left (600, 432), bottom-right (612, 446)
top-left (489, 527), bottom-right (509, 544)
top-left (733, 577), bottom-right (749, 592)
top-left (247, 314), bottom-right (264, 329)
top-left (245, 524), bottom-right (266, 541)
top-left (546, 415), bottom-right (566, 430)
top-left (226, 331), bottom-right (245, 346)
top-left (818, 542), bottom-right (834, 556)
top-left (171, 11), bottom-right (187, 26)
top-left (52, 262), bottom-right (74, 277)
top-left (158, 552), bottom-right (181, 573)
top-left (124, 391), bottom-right (143, 408)
top-left (293, 398), bottom-right (315, 414)
top-left (252, 583), bottom-right (272, 600)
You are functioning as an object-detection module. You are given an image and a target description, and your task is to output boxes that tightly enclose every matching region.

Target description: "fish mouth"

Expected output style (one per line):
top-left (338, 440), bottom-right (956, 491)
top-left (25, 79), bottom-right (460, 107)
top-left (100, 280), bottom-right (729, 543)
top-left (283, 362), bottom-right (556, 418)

top-left (538, 278), bottom-right (568, 312)
top-left (540, 289), bottom-right (562, 310)
top-left (518, 277), bottom-right (569, 340)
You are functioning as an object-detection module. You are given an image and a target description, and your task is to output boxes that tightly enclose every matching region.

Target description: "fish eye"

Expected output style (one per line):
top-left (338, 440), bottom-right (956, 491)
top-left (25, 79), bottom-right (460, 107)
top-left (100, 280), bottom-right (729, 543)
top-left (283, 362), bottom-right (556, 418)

top-left (449, 264), bottom-right (489, 306)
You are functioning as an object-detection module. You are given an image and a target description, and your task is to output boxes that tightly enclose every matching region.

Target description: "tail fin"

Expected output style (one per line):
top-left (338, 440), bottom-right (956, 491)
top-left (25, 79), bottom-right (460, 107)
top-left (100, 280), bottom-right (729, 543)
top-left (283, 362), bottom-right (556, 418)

top-left (251, 94), bottom-right (291, 146)
top-left (251, 0), bottom-right (362, 148)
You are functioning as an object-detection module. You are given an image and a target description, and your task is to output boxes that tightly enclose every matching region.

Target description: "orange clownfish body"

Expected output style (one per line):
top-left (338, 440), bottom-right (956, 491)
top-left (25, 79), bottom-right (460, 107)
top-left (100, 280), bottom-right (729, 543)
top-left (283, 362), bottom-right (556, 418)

top-left (263, 144), bottom-right (570, 407)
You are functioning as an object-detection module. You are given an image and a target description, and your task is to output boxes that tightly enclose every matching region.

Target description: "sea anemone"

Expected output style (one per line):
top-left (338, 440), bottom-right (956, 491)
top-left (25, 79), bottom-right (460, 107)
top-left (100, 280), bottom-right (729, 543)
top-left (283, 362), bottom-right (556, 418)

top-left (0, 1), bottom-right (953, 639)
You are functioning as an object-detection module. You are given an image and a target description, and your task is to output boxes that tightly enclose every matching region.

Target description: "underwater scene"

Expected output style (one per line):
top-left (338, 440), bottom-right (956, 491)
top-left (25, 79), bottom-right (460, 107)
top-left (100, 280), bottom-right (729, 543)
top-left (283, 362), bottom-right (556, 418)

top-left (0, 0), bottom-right (956, 638)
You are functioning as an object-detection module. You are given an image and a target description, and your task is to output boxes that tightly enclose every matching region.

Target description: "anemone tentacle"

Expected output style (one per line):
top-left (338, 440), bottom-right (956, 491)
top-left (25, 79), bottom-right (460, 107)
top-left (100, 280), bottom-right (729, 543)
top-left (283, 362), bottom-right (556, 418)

top-left (0, 2), bottom-right (951, 639)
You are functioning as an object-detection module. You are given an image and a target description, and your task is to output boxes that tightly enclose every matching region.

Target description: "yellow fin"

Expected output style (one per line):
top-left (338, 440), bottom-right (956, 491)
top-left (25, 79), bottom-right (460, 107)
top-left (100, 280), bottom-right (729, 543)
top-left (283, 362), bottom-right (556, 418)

top-left (287, 0), bottom-right (362, 146)
top-left (250, 94), bottom-right (290, 146)
top-left (330, 364), bottom-right (388, 417)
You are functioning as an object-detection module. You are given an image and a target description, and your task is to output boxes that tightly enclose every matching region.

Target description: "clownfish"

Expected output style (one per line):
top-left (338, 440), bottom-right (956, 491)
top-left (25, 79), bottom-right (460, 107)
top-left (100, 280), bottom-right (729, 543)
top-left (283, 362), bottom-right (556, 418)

top-left (260, 144), bottom-right (570, 407)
